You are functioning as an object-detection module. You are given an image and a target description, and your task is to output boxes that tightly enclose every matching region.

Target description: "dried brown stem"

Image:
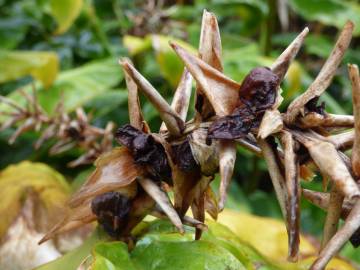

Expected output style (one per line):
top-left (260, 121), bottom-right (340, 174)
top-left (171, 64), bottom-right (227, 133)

top-left (120, 60), bottom-right (184, 136)
top-left (137, 176), bottom-right (184, 234)
top-left (349, 64), bottom-right (360, 177)
top-left (123, 58), bottom-right (145, 131)
top-left (285, 21), bottom-right (354, 123)
top-left (321, 187), bottom-right (344, 249)
top-left (311, 200), bottom-right (360, 270)
top-left (292, 131), bottom-right (360, 199)
top-left (160, 68), bottom-right (192, 133)
top-left (271, 27), bottom-right (309, 81)
top-left (170, 42), bottom-right (240, 116)
top-left (298, 113), bottom-right (354, 128)
top-left (280, 131), bottom-right (301, 261)
top-left (257, 138), bottom-right (287, 219)
top-left (218, 140), bottom-right (236, 211)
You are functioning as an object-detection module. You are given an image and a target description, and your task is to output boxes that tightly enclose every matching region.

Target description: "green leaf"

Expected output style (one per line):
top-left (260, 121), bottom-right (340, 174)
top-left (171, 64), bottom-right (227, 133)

top-left (92, 242), bottom-right (136, 270)
top-left (0, 50), bottom-right (59, 88)
top-left (0, 58), bottom-right (123, 119)
top-left (288, 0), bottom-right (360, 36)
top-left (50, 0), bottom-right (84, 34)
top-left (131, 238), bottom-right (246, 270)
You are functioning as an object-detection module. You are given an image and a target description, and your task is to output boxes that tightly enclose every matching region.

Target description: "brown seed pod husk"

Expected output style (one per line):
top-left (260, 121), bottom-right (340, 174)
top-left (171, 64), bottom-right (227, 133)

top-left (349, 64), bottom-right (360, 177)
top-left (271, 27), bottom-right (309, 82)
top-left (120, 60), bottom-right (184, 136)
top-left (159, 68), bottom-right (192, 134)
top-left (122, 58), bottom-right (146, 131)
top-left (297, 113), bottom-right (354, 129)
top-left (321, 187), bottom-right (344, 249)
top-left (195, 9), bottom-right (223, 120)
top-left (170, 42), bottom-right (240, 116)
top-left (292, 131), bottom-right (360, 199)
top-left (310, 200), bottom-right (360, 270)
top-left (218, 140), bottom-right (237, 211)
top-left (280, 131), bottom-right (300, 261)
top-left (137, 176), bottom-right (184, 234)
top-left (257, 138), bottom-right (287, 219)
top-left (285, 21), bottom-right (354, 123)
top-left (68, 147), bottom-right (142, 208)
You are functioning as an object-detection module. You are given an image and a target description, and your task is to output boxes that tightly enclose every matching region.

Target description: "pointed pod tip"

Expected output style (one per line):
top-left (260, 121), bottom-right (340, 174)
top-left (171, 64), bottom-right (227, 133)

top-left (38, 235), bottom-right (49, 245)
top-left (345, 20), bottom-right (355, 29)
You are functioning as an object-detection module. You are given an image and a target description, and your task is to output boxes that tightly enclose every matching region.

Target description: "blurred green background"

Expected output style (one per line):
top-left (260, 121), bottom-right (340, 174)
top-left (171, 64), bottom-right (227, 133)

top-left (0, 0), bottom-right (359, 263)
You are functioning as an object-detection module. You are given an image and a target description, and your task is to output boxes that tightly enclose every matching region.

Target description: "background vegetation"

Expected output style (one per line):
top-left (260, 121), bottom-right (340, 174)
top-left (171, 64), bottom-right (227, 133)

top-left (0, 0), bottom-right (360, 268)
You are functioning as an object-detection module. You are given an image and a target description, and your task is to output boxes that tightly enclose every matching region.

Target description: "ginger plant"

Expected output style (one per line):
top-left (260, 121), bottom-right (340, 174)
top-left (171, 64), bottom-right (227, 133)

top-left (1, 10), bottom-right (359, 270)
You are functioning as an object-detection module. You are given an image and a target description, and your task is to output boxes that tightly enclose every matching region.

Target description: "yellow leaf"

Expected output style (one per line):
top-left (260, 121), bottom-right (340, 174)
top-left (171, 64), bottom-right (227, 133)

top-left (123, 35), bottom-right (152, 56)
top-left (50, 0), bottom-right (83, 34)
top-left (218, 209), bottom-right (356, 270)
top-left (0, 161), bottom-right (70, 239)
top-left (0, 50), bottom-right (59, 88)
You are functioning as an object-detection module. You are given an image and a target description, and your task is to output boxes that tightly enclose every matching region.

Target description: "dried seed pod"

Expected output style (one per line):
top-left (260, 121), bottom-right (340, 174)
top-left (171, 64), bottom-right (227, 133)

top-left (285, 21), bottom-right (354, 123)
top-left (122, 58), bottom-right (146, 131)
top-left (297, 113), bottom-right (354, 128)
top-left (195, 9), bottom-right (223, 120)
top-left (270, 27), bottom-right (309, 82)
top-left (302, 189), bottom-right (354, 219)
top-left (120, 60), bottom-right (185, 136)
top-left (218, 140), bottom-right (236, 211)
top-left (321, 187), bottom-right (344, 249)
top-left (159, 68), bottom-right (192, 134)
top-left (170, 42), bottom-right (240, 116)
top-left (68, 147), bottom-right (142, 208)
top-left (349, 64), bottom-right (360, 177)
top-left (188, 128), bottom-right (219, 176)
top-left (280, 131), bottom-right (300, 261)
top-left (137, 176), bottom-right (184, 234)
top-left (292, 131), bottom-right (360, 199)
top-left (258, 109), bottom-right (283, 139)
top-left (310, 201), bottom-right (360, 270)
top-left (257, 138), bottom-right (287, 219)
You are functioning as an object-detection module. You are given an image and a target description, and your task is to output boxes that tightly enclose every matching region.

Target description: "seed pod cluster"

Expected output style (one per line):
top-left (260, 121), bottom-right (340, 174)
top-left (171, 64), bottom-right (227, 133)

top-left (9, 10), bottom-right (358, 270)
top-left (0, 86), bottom-right (114, 167)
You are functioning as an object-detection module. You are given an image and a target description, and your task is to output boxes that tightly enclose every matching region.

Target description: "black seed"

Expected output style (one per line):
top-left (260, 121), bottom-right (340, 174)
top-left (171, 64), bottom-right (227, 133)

top-left (305, 97), bottom-right (326, 115)
top-left (91, 192), bottom-right (131, 238)
top-left (207, 67), bottom-right (279, 140)
top-left (115, 124), bottom-right (172, 183)
top-left (171, 139), bottom-right (199, 172)
top-left (350, 227), bottom-right (360, 248)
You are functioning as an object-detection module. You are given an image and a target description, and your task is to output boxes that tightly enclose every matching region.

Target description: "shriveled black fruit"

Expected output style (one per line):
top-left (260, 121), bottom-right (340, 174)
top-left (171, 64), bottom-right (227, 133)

top-left (91, 192), bottom-right (131, 238)
top-left (116, 124), bottom-right (172, 182)
top-left (238, 67), bottom-right (279, 113)
top-left (305, 96), bottom-right (326, 115)
top-left (208, 67), bottom-right (279, 140)
top-left (207, 106), bottom-right (255, 139)
top-left (350, 227), bottom-right (360, 248)
top-left (171, 139), bottom-right (200, 172)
